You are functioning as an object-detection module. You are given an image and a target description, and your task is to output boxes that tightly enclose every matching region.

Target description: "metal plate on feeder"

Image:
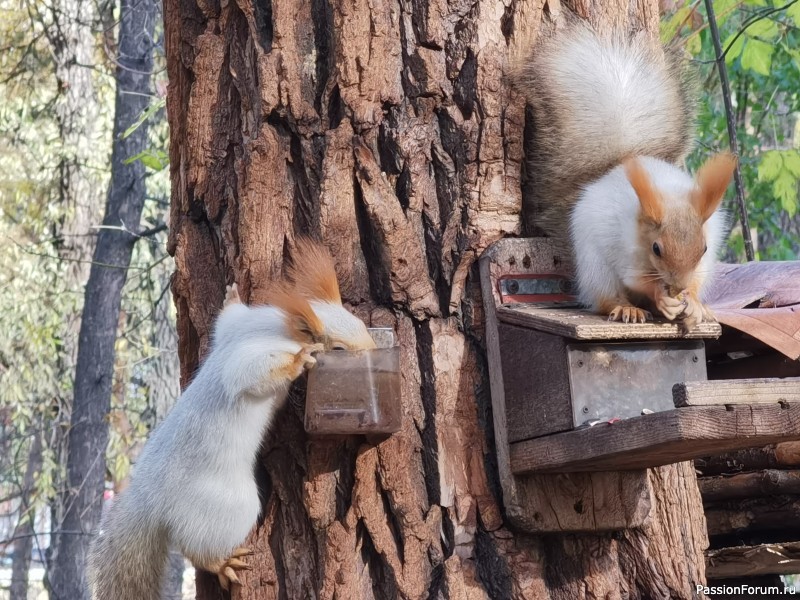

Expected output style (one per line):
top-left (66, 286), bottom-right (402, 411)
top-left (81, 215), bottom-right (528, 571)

top-left (566, 341), bottom-right (707, 427)
top-left (499, 274), bottom-right (576, 305)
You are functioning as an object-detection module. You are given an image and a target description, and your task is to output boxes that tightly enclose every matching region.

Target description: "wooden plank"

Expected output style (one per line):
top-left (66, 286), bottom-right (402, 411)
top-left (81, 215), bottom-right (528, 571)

top-left (699, 469), bottom-right (800, 501)
top-left (511, 470), bottom-right (653, 533)
top-left (499, 324), bottom-right (573, 442)
top-left (497, 304), bottom-right (721, 341)
top-left (510, 405), bottom-right (800, 473)
top-left (478, 238), bottom-right (653, 532)
top-left (707, 542), bottom-right (800, 579)
top-left (674, 378), bottom-right (800, 407)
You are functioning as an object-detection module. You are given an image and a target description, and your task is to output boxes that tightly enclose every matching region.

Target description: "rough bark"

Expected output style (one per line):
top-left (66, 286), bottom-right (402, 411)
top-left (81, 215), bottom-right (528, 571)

top-left (48, 0), bottom-right (158, 597)
top-left (163, 0), bottom-right (707, 598)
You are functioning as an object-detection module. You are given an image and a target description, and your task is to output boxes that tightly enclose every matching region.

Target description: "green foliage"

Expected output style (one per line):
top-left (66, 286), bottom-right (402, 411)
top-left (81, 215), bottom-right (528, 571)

top-left (740, 38), bottom-right (773, 75)
top-left (121, 97), bottom-right (166, 140)
top-left (125, 147), bottom-right (169, 171)
top-left (665, 0), bottom-right (800, 260)
top-left (759, 150), bottom-right (800, 216)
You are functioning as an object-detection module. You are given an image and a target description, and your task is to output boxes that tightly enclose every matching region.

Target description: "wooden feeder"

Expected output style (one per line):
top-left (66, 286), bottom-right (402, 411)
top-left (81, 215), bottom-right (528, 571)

top-left (480, 238), bottom-right (800, 533)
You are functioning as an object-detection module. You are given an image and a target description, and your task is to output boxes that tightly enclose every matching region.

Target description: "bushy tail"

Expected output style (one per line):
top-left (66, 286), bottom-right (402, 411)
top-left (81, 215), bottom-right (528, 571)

top-left (511, 20), bottom-right (695, 241)
top-left (87, 494), bottom-right (168, 600)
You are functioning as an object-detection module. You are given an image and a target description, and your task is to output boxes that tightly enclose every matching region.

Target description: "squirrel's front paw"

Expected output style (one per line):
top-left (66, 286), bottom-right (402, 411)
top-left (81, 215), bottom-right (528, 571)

top-left (607, 305), bottom-right (652, 324)
top-left (299, 343), bottom-right (325, 369)
top-left (284, 343), bottom-right (325, 380)
top-left (655, 292), bottom-right (686, 321)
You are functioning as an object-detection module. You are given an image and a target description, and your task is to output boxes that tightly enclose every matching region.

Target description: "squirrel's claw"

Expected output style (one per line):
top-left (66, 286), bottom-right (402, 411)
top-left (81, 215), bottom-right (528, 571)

top-left (607, 305), bottom-right (651, 324)
top-left (220, 566), bottom-right (240, 590)
top-left (226, 557), bottom-right (251, 570)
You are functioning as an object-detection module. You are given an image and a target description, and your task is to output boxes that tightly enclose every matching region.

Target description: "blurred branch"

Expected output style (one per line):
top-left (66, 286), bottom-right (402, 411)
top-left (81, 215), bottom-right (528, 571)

top-left (704, 0), bottom-right (755, 262)
top-left (137, 223), bottom-right (167, 238)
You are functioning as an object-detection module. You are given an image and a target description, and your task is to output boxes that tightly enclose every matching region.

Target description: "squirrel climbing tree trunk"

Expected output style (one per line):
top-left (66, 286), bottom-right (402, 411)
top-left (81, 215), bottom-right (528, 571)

top-left (163, 0), bottom-right (709, 597)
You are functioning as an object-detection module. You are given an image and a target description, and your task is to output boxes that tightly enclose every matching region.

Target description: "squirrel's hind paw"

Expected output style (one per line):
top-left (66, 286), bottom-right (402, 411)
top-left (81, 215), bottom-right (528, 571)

top-left (199, 548), bottom-right (253, 591)
top-left (607, 305), bottom-right (652, 324)
top-left (680, 294), bottom-right (716, 332)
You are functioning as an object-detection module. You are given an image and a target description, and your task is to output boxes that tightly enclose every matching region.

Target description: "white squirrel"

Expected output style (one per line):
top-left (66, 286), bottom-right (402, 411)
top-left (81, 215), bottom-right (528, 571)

top-left (87, 239), bottom-right (376, 599)
top-left (513, 20), bottom-right (736, 328)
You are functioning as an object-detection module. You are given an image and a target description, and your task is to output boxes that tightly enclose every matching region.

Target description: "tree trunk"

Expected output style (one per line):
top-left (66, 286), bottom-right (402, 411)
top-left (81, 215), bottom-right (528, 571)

top-left (163, 0), bottom-right (708, 598)
top-left (48, 0), bottom-right (104, 289)
top-left (9, 434), bottom-right (43, 600)
top-left (48, 0), bottom-right (158, 597)
top-left (41, 0), bottom-right (105, 583)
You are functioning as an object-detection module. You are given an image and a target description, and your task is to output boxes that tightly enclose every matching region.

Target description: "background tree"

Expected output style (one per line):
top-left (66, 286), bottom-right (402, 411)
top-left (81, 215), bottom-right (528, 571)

top-left (163, 0), bottom-right (708, 598)
top-left (48, 0), bottom-right (159, 596)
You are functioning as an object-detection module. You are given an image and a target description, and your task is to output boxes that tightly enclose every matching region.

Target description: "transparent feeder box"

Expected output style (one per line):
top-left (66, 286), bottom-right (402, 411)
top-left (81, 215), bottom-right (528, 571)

top-left (304, 328), bottom-right (401, 435)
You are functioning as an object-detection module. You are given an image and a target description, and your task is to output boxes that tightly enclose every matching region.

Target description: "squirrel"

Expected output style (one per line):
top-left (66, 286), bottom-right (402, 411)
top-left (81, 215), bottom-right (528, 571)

top-left (512, 19), bottom-right (736, 328)
top-left (87, 239), bottom-right (376, 600)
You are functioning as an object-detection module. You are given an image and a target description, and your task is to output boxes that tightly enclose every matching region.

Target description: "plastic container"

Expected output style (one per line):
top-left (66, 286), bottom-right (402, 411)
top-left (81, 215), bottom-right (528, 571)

top-left (304, 328), bottom-right (401, 435)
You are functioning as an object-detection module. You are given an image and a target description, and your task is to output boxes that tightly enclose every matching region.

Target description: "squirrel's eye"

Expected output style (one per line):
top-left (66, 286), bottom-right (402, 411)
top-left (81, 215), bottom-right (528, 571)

top-left (652, 242), bottom-right (662, 258)
top-left (331, 343), bottom-right (347, 351)
top-left (703, 244), bottom-right (708, 254)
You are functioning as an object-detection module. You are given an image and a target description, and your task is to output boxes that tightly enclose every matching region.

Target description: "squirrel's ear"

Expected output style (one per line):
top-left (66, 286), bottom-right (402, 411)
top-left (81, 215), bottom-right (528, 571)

top-left (624, 157), bottom-right (663, 225)
top-left (692, 153), bottom-right (736, 222)
top-left (288, 238), bottom-right (342, 304)
top-left (266, 286), bottom-right (325, 343)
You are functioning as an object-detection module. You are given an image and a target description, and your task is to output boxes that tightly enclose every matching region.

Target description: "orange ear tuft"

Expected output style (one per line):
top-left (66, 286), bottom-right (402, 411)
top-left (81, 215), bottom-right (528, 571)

top-left (287, 238), bottom-right (342, 304)
top-left (624, 157), bottom-right (663, 224)
top-left (265, 284), bottom-right (325, 343)
top-left (692, 152), bottom-right (737, 222)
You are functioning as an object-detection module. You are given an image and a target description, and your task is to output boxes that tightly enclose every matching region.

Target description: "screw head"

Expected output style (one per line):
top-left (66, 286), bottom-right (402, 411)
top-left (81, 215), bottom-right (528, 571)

top-left (692, 355), bottom-right (699, 363)
top-left (582, 406), bottom-right (589, 414)
top-left (507, 280), bottom-right (520, 294)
